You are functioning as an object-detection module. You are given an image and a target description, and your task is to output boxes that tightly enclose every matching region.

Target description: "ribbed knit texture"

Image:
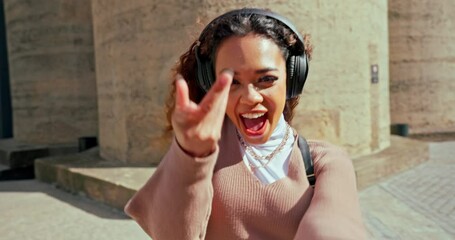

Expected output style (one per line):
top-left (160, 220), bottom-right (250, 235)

top-left (125, 118), bottom-right (367, 240)
top-left (207, 120), bottom-right (312, 239)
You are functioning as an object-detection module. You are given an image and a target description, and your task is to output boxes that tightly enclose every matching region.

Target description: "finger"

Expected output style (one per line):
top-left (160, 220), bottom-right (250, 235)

top-left (175, 75), bottom-right (190, 109)
top-left (210, 68), bottom-right (234, 93)
top-left (199, 69), bottom-right (233, 111)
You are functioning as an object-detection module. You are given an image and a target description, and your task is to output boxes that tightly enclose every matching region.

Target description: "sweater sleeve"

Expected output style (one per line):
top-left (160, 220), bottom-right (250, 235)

top-left (294, 141), bottom-right (367, 240)
top-left (124, 137), bottom-right (218, 240)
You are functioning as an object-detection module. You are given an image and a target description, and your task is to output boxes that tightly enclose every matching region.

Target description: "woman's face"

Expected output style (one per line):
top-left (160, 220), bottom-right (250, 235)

top-left (215, 34), bottom-right (287, 144)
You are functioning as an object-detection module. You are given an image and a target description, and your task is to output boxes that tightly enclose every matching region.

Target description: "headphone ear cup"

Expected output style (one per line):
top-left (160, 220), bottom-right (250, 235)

top-left (195, 45), bottom-right (215, 92)
top-left (286, 54), bottom-right (309, 99)
top-left (286, 55), bottom-right (297, 99)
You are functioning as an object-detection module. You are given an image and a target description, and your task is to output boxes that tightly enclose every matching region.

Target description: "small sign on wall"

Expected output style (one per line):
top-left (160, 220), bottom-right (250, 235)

top-left (371, 64), bottom-right (379, 84)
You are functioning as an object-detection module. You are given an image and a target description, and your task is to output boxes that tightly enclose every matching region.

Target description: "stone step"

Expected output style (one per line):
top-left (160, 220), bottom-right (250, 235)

top-left (0, 139), bottom-right (49, 169)
top-left (35, 148), bottom-right (157, 210)
top-left (0, 138), bottom-right (78, 169)
top-left (35, 136), bottom-right (429, 211)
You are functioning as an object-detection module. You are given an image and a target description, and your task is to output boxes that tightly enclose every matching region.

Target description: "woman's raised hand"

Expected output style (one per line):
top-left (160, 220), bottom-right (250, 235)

top-left (171, 69), bottom-right (233, 157)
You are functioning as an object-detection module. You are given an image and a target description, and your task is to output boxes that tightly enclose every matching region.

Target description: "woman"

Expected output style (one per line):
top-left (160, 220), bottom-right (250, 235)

top-left (125, 8), bottom-right (366, 240)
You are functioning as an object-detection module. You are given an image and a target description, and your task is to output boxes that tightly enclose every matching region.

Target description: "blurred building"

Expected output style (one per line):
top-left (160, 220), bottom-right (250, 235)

top-left (389, 0), bottom-right (455, 135)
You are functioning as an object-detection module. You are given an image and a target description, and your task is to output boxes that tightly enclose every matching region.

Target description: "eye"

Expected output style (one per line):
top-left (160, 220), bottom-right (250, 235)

top-left (258, 75), bottom-right (278, 83)
top-left (232, 79), bottom-right (241, 85)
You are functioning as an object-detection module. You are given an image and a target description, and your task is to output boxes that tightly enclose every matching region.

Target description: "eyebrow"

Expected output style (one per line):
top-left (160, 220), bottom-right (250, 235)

top-left (219, 67), bottom-right (279, 75)
top-left (254, 68), bottom-right (279, 74)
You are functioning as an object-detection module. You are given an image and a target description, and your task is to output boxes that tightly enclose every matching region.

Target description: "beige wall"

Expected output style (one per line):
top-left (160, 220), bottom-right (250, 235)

top-left (4, 0), bottom-right (98, 144)
top-left (389, 1), bottom-right (455, 134)
top-left (288, 0), bottom-right (390, 156)
top-left (91, 0), bottom-right (201, 164)
top-left (92, 0), bottom-right (390, 164)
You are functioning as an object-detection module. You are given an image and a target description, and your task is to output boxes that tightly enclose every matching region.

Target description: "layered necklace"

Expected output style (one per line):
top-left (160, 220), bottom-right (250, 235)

top-left (236, 123), bottom-right (291, 171)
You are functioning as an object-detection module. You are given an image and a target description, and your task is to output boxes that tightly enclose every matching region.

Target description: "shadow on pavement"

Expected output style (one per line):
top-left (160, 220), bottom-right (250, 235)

top-left (0, 179), bottom-right (129, 220)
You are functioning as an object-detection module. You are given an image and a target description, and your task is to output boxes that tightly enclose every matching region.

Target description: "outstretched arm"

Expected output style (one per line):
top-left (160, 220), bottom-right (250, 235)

top-left (294, 141), bottom-right (367, 240)
top-left (124, 70), bottom-right (233, 239)
top-left (124, 139), bottom-right (218, 239)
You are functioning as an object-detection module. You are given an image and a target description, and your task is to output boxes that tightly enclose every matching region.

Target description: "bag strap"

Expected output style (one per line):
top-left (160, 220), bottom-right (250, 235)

top-left (297, 135), bottom-right (315, 187)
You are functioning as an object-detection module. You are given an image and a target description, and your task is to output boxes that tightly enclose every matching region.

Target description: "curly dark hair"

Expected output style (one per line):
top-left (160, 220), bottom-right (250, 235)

top-left (165, 9), bottom-right (313, 131)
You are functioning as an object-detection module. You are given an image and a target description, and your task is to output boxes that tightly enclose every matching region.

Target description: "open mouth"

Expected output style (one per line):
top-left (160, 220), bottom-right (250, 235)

top-left (240, 112), bottom-right (268, 136)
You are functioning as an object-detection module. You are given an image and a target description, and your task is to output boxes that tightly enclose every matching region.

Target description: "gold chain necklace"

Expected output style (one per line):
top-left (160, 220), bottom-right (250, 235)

top-left (236, 123), bottom-right (290, 170)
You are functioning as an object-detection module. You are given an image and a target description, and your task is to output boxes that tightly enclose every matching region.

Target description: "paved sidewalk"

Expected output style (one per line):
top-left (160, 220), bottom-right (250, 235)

top-left (360, 141), bottom-right (455, 240)
top-left (0, 179), bottom-right (149, 240)
top-left (0, 141), bottom-right (453, 240)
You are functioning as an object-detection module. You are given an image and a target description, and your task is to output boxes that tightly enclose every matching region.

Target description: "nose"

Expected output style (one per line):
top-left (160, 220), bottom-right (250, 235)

top-left (239, 84), bottom-right (263, 105)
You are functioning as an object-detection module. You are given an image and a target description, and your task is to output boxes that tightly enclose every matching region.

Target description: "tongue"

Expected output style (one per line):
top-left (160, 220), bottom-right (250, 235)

top-left (243, 115), bottom-right (266, 131)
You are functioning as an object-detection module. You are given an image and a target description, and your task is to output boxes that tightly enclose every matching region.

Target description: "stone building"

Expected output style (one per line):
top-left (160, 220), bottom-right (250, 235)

top-left (389, 0), bottom-right (455, 135)
top-left (0, 0), bottom-right (452, 208)
top-left (1, 0), bottom-right (98, 169)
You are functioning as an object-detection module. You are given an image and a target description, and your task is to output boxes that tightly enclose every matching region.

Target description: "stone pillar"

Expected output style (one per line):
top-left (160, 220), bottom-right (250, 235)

top-left (93, 0), bottom-right (390, 164)
top-left (285, 1), bottom-right (391, 156)
top-left (389, 1), bottom-right (455, 134)
top-left (3, 0), bottom-right (98, 145)
top-left (91, 0), bottom-right (204, 164)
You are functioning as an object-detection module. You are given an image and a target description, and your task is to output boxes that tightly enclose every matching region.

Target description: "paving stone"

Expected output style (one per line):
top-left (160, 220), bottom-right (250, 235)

top-left (0, 180), bottom-right (149, 240)
top-left (378, 164), bottom-right (455, 236)
top-left (360, 141), bottom-right (455, 239)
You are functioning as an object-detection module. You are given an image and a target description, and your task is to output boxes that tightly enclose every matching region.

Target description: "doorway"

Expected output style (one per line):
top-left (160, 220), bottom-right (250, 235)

top-left (0, 0), bottom-right (13, 139)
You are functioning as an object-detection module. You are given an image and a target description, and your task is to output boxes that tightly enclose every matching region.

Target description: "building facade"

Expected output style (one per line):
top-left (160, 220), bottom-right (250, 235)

top-left (1, 0), bottom-right (453, 166)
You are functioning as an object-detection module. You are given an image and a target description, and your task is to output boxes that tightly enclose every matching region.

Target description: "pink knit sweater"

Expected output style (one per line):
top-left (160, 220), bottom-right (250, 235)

top-left (125, 120), bottom-right (366, 239)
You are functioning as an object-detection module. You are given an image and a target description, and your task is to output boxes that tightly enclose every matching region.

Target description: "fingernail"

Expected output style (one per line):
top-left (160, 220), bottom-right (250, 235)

top-left (221, 68), bottom-right (234, 77)
top-left (176, 73), bottom-right (184, 81)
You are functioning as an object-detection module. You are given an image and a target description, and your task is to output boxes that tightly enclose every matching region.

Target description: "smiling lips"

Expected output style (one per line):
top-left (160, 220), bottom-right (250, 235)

top-left (240, 112), bottom-right (268, 136)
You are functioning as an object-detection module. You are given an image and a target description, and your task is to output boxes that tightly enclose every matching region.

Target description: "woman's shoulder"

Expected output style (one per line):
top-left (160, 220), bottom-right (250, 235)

top-left (306, 140), bottom-right (352, 169)
top-left (307, 140), bottom-right (348, 155)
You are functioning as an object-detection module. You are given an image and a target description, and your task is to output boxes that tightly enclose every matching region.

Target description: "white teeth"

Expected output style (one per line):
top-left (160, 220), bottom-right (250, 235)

top-left (241, 112), bottom-right (265, 119)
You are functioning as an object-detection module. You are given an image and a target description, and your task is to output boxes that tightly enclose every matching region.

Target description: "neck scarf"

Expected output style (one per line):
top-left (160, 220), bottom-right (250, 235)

top-left (237, 114), bottom-right (295, 184)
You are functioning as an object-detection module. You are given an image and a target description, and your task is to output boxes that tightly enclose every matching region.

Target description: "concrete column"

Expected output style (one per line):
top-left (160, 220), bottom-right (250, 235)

top-left (93, 0), bottom-right (390, 164)
top-left (91, 0), bottom-right (205, 164)
top-left (288, 0), bottom-right (390, 156)
top-left (389, 1), bottom-right (455, 134)
top-left (3, 0), bottom-right (98, 144)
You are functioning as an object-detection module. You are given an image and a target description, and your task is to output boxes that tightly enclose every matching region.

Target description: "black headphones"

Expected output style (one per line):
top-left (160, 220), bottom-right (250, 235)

top-left (194, 8), bottom-right (309, 99)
